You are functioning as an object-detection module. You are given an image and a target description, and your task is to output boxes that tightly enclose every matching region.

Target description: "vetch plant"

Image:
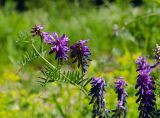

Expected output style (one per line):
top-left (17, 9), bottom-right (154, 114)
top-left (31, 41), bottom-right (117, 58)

top-left (30, 24), bottom-right (92, 97)
top-left (20, 24), bottom-right (160, 118)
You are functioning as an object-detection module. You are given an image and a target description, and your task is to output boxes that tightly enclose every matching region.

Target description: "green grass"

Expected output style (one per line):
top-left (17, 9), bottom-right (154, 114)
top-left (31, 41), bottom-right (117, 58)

top-left (0, 1), bottom-right (160, 118)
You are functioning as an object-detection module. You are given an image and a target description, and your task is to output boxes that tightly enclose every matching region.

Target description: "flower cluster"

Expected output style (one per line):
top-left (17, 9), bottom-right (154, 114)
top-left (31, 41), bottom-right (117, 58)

top-left (70, 40), bottom-right (91, 73)
top-left (31, 24), bottom-right (44, 37)
top-left (135, 56), bottom-right (156, 118)
top-left (31, 25), bottom-right (91, 64)
top-left (46, 32), bottom-right (70, 62)
top-left (88, 77), bottom-right (107, 118)
top-left (112, 76), bottom-right (128, 118)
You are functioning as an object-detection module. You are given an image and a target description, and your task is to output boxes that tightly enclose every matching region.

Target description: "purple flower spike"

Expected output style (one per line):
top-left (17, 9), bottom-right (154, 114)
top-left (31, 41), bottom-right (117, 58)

top-left (115, 76), bottom-right (128, 103)
top-left (112, 76), bottom-right (128, 118)
top-left (70, 40), bottom-right (91, 73)
top-left (31, 24), bottom-right (44, 37)
top-left (49, 33), bottom-right (70, 62)
top-left (89, 77), bottom-right (108, 118)
top-left (135, 56), bottom-right (156, 118)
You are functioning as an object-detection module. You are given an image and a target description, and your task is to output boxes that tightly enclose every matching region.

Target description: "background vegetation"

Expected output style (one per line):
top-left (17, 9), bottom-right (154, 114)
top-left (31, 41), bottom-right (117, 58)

top-left (0, 0), bottom-right (160, 117)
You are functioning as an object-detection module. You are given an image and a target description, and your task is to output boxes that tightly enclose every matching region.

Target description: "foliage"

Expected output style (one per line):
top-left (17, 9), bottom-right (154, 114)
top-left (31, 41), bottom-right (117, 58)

top-left (0, 0), bottom-right (160, 118)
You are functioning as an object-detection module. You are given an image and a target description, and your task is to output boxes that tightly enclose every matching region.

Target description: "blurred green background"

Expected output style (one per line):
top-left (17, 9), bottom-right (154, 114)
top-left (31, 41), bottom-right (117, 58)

top-left (0, 0), bottom-right (160, 118)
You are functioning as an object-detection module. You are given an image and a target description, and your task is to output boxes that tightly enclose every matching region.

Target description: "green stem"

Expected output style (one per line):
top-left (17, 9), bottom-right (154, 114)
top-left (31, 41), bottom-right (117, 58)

top-left (31, 42), bottom-right (89, 98)
top-left (32, 43), bottom-right (56, 69)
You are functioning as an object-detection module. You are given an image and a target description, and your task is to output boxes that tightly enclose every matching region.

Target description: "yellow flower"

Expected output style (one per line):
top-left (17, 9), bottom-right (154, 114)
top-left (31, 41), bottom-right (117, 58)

top-left (117, 52), bottom-right (131, 66)
top-left (2, 71), bottom-right (20, 82)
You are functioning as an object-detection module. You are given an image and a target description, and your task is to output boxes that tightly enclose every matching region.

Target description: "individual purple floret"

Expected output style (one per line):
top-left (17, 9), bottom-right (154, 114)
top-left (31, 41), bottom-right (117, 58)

top-left (47, 32), bottom-right (70, 62)
top-left (112, 76), bottom-right (128, 118)
top-left (89, 77), bottom-right (108, 118)
top-left (135, 56), bottom-right (156, 118)
top-left (31, 24), bottom-right (44, 37)
top-left (70, 40), bottom-right (91, 73)
top-left (41, 32), bottom-right (53, 44)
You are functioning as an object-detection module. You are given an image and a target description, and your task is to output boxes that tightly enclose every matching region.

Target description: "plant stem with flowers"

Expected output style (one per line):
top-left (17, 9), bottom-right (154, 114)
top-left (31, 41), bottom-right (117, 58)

top-left (20, 24), bottom-right (160, 118)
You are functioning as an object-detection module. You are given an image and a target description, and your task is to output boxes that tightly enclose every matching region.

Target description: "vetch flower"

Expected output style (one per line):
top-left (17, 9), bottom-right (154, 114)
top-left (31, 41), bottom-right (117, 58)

top-left (70, 40), bottom-right (91, 73)
top-left (41, 32), bottom-right (53, 44)
top-left (31, 24), bottom-right (69, 62)
top-left (135, 56), bottom-right (156, 118)
top-left (31, 24), bottom-right (44, 37)
top-left (31, 24), bottom-right (53, 44)
top-left (88, 77), bottom-right (108, 118)
top-left (112, 76), bottom-right (128, 118)
top-left (48, 32), bottom-right (70, 62)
